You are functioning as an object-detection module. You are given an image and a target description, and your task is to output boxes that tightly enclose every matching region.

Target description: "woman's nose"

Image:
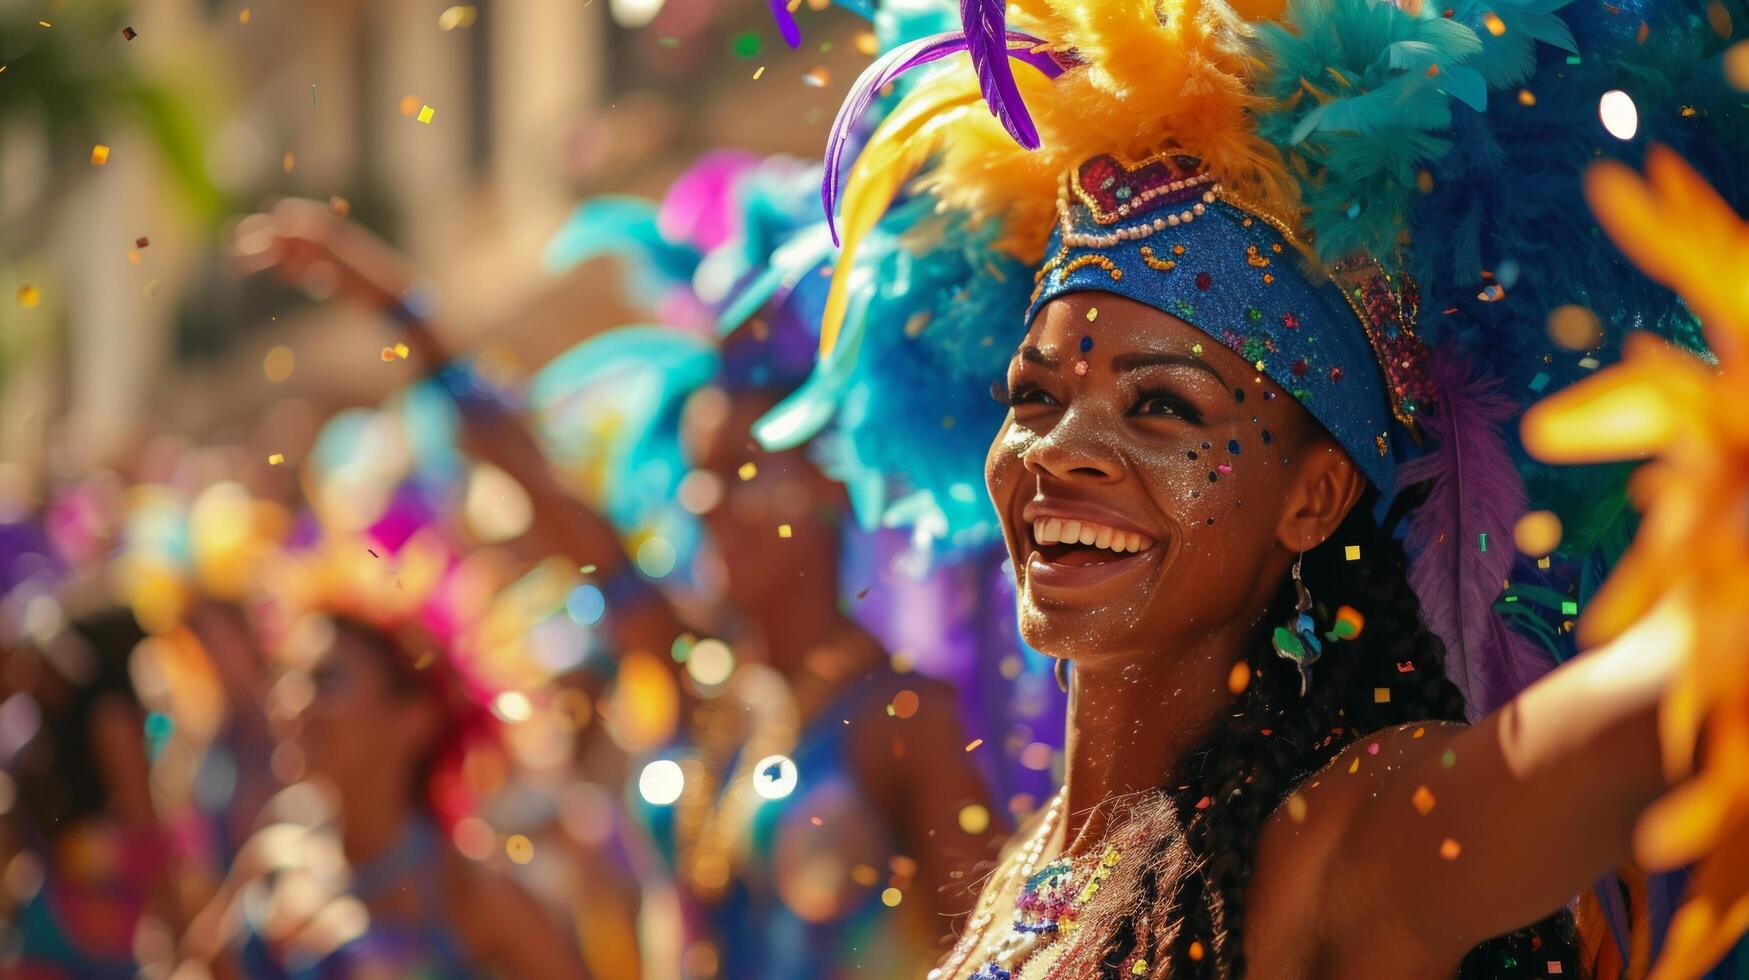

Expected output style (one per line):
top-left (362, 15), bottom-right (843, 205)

top-left (1022, 409), bottom-right (1122, 484)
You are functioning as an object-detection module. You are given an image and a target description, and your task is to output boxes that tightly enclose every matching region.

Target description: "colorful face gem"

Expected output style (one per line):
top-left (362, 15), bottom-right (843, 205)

top-left (1074, 360), bottom-right (1090, 376)
top-left (1080, 335), bottom-right (1093, 353)
top-left (1195, 271), bottom-right (1212, 290)
top-left (1227, 439), bottom-right (1241, 454)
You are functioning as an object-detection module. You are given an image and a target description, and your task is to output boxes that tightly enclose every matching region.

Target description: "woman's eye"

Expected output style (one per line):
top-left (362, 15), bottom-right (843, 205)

top-left (1130, 391), bottom-right (1202, 423)
top-left (1007, 384), bottom-right (1059, 409)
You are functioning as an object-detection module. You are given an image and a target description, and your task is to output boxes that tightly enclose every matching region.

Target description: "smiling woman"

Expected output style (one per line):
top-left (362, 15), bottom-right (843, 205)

top-left (763, 0), bottom-right (1749, 977)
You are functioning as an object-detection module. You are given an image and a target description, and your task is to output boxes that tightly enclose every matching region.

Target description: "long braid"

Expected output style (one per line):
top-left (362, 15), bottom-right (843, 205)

top-left (1093, 495), bottom-right (1578, 978)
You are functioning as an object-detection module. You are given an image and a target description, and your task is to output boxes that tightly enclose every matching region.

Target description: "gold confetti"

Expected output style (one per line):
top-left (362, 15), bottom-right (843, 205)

top-left (1518, 89), bottom-right (1537, 106)
top-left (1086, 306), bottom-right (1098, 322)
top-left (417, 104), bottom-right (435, 124)
top-left (1188, 941), bottom-right (1205, 962)
top-left (753, 65), bottom-right (766, 80)
top-left (438, 5), bottom-right (478, 30)
top-left (957, 804), bottom-right (991, 835)
top-left (268, 453), bottom-right (285, 465)
top-left (964, 738), bottom-right (983, 752)
top-left (1412, 725), bottom-right (1426, 738)
top-left (1412, 785), bottom-right (1436, 815)
top-left (1439, 838), bottom-right (1462, 860)
top-left (239, 8), bottom-right (251, 24)
top-left (38, 20), bottom-right (51, 28)
top-left (1344, 544), bottom-right (1361, 561)
top-left (580, 564), bottom-right (597, 574)
top-left (778, 524), bottom-right (793, 538)
top-left (91, 145), bottom-right (110, 166)
top-left (1227, 661), bottom-right (1251, 695)
top-left (264, 346), bottom-right (295, 383)
top-left (1482, 12), bottom-right (1505, 36)
top-left (1373, 687), bottom-right (1391, 703)
top-left (393, 342), bottom-right (410, 359)
top-left (1347, 757), bottom-right (1360, 774)
top-left (1285, 794), bottom-right (1308, 823)
top-left (738, 461), bottom-right (758, 481)
top-left (17, 285), bottom-right (41, 309)
top-left (505, 834), bottom-right (533, 864)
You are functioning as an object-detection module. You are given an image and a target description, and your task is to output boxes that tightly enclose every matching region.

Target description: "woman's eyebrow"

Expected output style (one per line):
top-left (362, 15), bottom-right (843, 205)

top-left (1018, 344), bottom-right (1060, 368)
top-left (1110, 351), bottom-right (1227, 386)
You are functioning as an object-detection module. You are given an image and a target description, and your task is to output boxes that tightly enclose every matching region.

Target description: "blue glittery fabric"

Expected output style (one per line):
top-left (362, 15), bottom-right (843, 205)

top-left (1028, 191), bottom-right (1401, 491)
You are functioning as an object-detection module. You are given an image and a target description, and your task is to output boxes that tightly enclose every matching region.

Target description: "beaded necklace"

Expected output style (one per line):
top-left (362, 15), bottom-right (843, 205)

top-left (930, 791), bottom-right (1130, 980)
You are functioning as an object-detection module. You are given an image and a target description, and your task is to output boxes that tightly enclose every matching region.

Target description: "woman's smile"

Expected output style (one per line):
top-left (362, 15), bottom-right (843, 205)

top-left (1021, 496), bottom-right (1163, 591)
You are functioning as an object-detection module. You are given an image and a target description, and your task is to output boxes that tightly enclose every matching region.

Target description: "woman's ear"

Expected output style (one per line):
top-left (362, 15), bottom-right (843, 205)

top-left (1275, 440), bottom-right (1366, 553)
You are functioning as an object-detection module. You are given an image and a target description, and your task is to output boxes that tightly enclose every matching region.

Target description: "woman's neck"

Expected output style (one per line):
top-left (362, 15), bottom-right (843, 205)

top-left (338, 776), bottom-right (418, 868)
top-left (1060, 630), bottom-right (1249, 852)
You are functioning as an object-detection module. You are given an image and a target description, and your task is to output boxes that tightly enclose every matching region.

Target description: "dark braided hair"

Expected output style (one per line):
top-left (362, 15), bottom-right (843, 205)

top-left (1094, 492), bottom-right (1579, 979)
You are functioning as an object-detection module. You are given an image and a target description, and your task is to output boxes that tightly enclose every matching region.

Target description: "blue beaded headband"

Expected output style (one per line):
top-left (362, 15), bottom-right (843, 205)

top-left (1027, 152), bottom-right (1434, 491)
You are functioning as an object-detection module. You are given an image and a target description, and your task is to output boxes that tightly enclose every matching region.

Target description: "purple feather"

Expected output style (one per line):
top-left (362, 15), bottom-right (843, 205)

top-left (961, 0), bottom-right (1040, 150)
top-left (770, 0), bottom-right (801, 49)
top-left (1399, 347), bottom-right (1553, 719)
top-left (821, 30), bottom-right (1062, 243)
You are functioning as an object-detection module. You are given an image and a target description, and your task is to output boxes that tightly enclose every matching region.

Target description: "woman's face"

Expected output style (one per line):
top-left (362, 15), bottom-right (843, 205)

top-left (294, 625), bottom-right (435, 797)
top-left (987, 291), bottom-right (1342, 661)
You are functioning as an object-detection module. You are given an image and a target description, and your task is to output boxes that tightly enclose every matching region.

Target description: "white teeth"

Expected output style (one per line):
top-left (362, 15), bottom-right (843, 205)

top-left (1030, 518), bottom-right (1155, 555)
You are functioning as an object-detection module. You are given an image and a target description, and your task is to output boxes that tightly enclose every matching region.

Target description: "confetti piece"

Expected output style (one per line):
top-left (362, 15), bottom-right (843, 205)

top-left (91, 145), bottom-right (110, 166)
top-left (1374, 687), bottom-right (1391, 703)
top-left (1548, 961), bottom-right (1563, 975)
top-left (1347, 757), bottom-right (1360, 774)
top-left (135, 236), bottom-right (150, 249)
top-left (1528, 371), bottom-right (1550, 392)
top-left (1413, 726), bottom-right (1426, 738)
top-left (122, 26), bottom-right (137, 39)
top-left (1133, 960), bottom-right (1149, 975)
top-left (393, 342), bottom-right (410, 359)
top-left (778, 523), bottom-right (793, 538)
top-left (753, 65), bottom-right (766, 80)
top-left (417, 104), bottom-right (435, 124)
top-left (1367, 741), bottom-right (1380, 756)
top-left (1477, 283), bottom-right (1506, 302)
top-left (738, 462), bottom-right (758, 481)
top-left (880, 887), bottom-right (902, 908)
top-left (506, 834), bottom-right (533, 864)
top-left (731, 30), bottom-right (761, 58)
top-left (1330, 605), bottom-right (1364, 640)
top-left (381, 346), bottom-right (399, 362)
top-left (964, 738), bottom-right (983, 752)
top-left (1517, 89), bottom-right (1536, 106)
top-left (1482, 12), bottom-right (1505, 35)
top-left (263, 345), bottom-right (295, 382)
top-left (1397, 660), bottom-right (1416, 673)
top-left (801, 66), bottom-right (830, 87)
top-left (1188, 941), bottom-right (1205, 962)
top-left (38, 20), bottom-right (51, 27)
top-left (1344, 544), bottom-right (1361, 561)
top-left (438, 5), bottom-right (478, 30)
top-left (1086, 306), bottom-right (1098, 321)
top-left (890, 689), bottom-right (919, 719)
top-left (328, 196), bottom-right (351, 216)
top-left (1478, 532), bottom-right (1488, 552)
top-left (268, 453), bottom-right (285, 465)
top-left (127, 250), bottom-right (142, 264)
top-left (239, 8), bottom-right (251, 24)
top-left (17, 285), bottom-right (42, 309)
top-left (1412, 785), bottom-right (1436, 815)
top-left (1561, 599), bottom-right (1579, 615)
top-left (1074, 360), bottom-right (1089, 376)
top-left (1439, 838), bottom-right (1462, 860)
top-left (1227, 661), bottom-right (1251, 695)
top-left (312, 83), bottom-right (317, 108)
top-left (958, 804), bottom-right (991, 834)
top-left (283, 152), bottom-right (295, 172)
top-left (1285, 794), bottom-right (1308, 822)
top-left (1441, 748), bottom-right (1457, 768)
top-left (1191, 342), bottom-right (1204, 356)
top-left (1537, 556), bottom-right (1551, 569)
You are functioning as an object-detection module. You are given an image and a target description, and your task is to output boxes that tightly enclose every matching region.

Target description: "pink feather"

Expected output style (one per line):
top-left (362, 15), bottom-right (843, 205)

top-left (1399, 347), bottom-right (1554, 719)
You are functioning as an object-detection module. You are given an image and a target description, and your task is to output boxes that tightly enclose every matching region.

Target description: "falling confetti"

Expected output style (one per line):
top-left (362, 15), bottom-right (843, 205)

top-left (17, 285), bottom-right (41, 309)
top-left (777, 524), bottom-right (793, 538)
top-left (964, 738), bottom-right (983, 752)
top-left (753, 66), bottom-right (766, 80)
top-left (731, 31), bottom-right (760, 58)
top-left (580, 564), bottom-right (597, 574)
top-left (1481, 12), bottom-right (1505, 36)
top-left (1412, 785), bottom-right (1436, 815)
top-left (1517, 89), bottom-right (1537, 106)
top-left (135, 236), bottom-right (150, 249)
top-left (91, 145), bottom-right (110, 166)
top-left (438, 5), bottom-right (478, 30)
top-left (1085, 307), bottom-right (1098, 322)
top-left (417, 104), bottom-right (435, 124)
top-left (1344, 544), bottom-right (1361, 561)
top-left (1226, 660), bottom-right (1251, 695)
top-left (122, 26), bottom-right (137, 39)
top-left (1439, 838), bottom-right (1462, 860)
top-left (1373, 687), bottom-right (1391, 703)
top-left (283, 152), bottom-right (295, 172)
top-left (268, 453), bottom-right (285, 465)
top-left (738, 462), bottom-right (757, 481)
top-left (801, 66), bottom-right (830, 88)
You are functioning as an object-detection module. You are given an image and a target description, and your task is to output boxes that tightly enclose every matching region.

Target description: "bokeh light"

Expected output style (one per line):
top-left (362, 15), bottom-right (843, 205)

top-left (638, 759), bottom-right (686, 805)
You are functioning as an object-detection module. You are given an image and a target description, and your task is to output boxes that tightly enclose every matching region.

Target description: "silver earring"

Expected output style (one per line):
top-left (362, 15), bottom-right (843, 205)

top-left (1054, 657), bottom-right (1071, 694)
top-left (1271, 553), bottom-right (1324, 696)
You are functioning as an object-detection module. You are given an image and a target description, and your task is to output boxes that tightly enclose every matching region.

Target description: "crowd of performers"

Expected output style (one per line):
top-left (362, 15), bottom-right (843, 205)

top-left (5, 0), bottom-right (1749, 978)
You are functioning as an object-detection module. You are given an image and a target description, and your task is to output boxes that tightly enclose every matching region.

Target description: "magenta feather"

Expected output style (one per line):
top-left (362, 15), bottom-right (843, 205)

top-left (1399, 346), bottom-right (1553, 719)
top-left (821, 30), bottom-right (1061, 243)
top-left (769, 0), bottom-right (801, 49)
